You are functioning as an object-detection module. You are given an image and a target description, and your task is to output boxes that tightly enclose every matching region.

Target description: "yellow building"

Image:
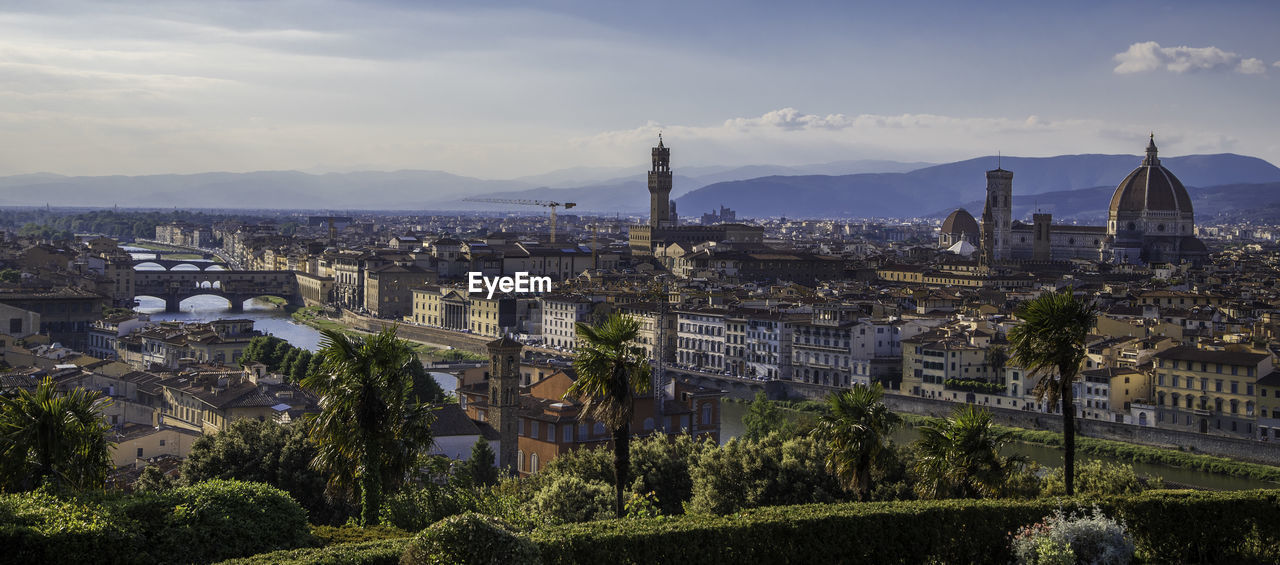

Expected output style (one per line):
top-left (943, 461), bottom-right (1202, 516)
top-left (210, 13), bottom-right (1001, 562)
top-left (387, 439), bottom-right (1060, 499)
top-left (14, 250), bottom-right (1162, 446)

top-left (1152, 346), bottom-right (1270, 438)
top-left (467, 294), bottom-right (517, 338)
top-left (1256, 371), bottom-right (1280, 441)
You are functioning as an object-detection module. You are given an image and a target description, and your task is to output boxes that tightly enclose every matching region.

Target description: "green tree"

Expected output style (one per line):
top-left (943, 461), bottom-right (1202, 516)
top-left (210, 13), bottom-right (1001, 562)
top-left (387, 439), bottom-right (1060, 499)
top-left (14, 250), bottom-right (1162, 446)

top-left (407, 357), bottom-right (446, 403)
top-left (268, 338), bottom-right (295, 371)
top-left (180, 418), bottom-right (340, 523)
top-left (133, 465), bottom-right (176, 493)
top-left (1006, 288), bottom-right (1098, 496)
top-left (742, 392), bottom-right (793, 440)
top-left (814, 384), bottom-right (900, 501)
top-left (687, 433), bottom-right (842, 514)
top-left (0, 377), bottom-right (113, 491)
top-left (466, 438), bottom-right (499, 487)
top-left (303, 327), bottom-right (436, 526)
top-left (564, 313), bottom-right (652, 518)
top-left (278, 348), bottom-right (300, 376)
top-left (289, 350), bottom-right (313, 383)
top-left (912, 405), bottom-right (1020, 499)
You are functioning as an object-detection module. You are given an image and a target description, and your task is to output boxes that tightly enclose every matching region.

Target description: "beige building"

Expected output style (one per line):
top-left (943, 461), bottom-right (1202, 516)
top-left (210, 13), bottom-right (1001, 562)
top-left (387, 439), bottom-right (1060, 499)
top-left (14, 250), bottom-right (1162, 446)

top-left (110, 424), bottom-right (202, 468)
top-left (364, 264), bottom-right (436, 318)
top-left (1153, 346), bottom-right (1270, 438)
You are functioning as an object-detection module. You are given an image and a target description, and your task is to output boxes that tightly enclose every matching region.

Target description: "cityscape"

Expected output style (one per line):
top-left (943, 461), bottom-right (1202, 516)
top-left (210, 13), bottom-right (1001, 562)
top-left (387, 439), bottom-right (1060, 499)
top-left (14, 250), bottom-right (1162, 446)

top-left (2, 2), bottom-right (1280, 564)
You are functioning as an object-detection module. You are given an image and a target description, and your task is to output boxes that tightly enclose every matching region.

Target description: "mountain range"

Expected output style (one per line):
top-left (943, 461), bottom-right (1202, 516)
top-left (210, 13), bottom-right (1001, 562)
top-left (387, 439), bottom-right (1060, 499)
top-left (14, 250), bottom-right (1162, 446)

top-left (2, 154), bottom-right (1278, 221)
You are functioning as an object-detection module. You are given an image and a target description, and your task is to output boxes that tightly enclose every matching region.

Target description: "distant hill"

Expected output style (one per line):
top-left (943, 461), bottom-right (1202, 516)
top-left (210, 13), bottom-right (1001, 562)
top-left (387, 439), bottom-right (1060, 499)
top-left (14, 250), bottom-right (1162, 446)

top-left (0, 170), bottom-right (536, 210)
top-left (674, 153), bottom-right (1280, 219)
top-left (459, 159), bottom-right (934, 213)
top-left (4, 153), bottom-right (1278, 217)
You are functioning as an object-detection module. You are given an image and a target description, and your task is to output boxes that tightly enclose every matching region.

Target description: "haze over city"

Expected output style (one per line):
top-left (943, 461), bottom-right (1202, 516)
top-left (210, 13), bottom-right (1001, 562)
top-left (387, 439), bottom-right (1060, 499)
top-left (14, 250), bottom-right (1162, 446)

top-left (2, 0), bottom-right (1280, 180)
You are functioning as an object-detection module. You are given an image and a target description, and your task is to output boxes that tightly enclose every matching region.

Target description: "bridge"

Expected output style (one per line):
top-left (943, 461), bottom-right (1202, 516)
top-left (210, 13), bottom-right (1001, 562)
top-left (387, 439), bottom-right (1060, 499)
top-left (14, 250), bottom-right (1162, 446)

top-left (133, 270), bottom-right (299, 313)
top-left (130, 248), bottom-right (228, 271)
top-left (667, 367), bottom-right (787, 400)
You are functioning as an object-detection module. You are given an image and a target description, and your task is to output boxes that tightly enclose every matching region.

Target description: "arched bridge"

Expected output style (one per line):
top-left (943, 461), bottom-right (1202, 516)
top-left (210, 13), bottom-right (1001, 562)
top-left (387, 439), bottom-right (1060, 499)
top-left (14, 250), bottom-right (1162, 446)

top-left (134, 270), bottom-right (299, 313)
top-left (668, 368), bottom-right (786, 400)
top-left (130, 250), bottom-right (226, 271)
top-left (132, 258), bottom-right (227, 271)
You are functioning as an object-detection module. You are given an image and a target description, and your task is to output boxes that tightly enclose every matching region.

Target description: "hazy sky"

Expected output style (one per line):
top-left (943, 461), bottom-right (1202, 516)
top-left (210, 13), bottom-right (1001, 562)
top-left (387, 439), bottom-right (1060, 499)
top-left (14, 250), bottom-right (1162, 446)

top-left (1, 0), bottom-right (1278, 178)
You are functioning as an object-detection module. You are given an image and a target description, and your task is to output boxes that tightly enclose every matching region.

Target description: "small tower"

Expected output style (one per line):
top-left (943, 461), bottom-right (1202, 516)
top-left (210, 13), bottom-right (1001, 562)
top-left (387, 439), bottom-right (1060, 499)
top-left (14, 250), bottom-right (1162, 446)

top-left (648, 135), bottom-right (673, 229)
top-left (485, 336), bottom-right (523, 474)
top-left (980, 166), bottom-right (1014, 265)
top-left (1032, 213), bottom-right (1052, 261)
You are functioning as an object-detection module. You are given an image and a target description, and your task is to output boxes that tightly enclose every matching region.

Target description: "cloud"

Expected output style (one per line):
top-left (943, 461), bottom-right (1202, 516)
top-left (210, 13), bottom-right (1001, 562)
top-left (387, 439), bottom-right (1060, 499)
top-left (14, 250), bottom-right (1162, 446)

top-left (562, 109), bottom-right (1208, 173)
top-left (1114, 41), bottom-right (1269, 75)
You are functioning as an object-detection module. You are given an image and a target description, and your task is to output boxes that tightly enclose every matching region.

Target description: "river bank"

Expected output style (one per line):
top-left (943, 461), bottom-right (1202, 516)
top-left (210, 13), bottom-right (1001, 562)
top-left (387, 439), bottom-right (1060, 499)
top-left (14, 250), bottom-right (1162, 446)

top-left (719, 397), bottom-right (1280, 490)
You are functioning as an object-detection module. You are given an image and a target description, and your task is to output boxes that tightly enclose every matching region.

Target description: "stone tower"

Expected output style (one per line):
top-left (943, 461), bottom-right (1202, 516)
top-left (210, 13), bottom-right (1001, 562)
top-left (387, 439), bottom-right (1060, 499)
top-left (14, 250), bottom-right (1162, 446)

top-left (980, 167), bottom-right (1013, 265)
top-left (485, 336), bottom-right (522, 474)
top-left (1032, 213), bottom-right (1052, 261)
top-left (648, 135), bottom-right (672, 229)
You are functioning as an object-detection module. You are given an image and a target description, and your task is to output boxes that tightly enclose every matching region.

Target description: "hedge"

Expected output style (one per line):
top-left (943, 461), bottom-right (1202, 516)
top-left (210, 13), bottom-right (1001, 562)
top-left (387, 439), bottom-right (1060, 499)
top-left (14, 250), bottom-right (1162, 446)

top-left (530, 490), bottom-right (1280, 565)
top-left (898, 412), bottom-right (1280, 484)
top-left (211, 538), bottom-right (409, 565)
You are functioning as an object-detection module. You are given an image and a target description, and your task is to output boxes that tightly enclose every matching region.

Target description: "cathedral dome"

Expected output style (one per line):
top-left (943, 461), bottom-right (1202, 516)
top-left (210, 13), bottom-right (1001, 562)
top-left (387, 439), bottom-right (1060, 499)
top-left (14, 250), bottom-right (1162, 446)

top-left (941, 208), bottom-right (979, 237)
top-left (1109, 135), bottom-right (1193, 216)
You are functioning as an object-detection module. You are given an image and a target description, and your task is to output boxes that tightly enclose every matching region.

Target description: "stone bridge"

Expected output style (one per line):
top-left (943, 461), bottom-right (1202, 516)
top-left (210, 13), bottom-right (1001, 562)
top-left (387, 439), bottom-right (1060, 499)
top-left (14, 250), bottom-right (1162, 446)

top-left (133, 270), bottom-right (299, 312)
top-left (668, 369), bottom-right (787, 400)
top-left (132, 258), bottom-right (226, 271)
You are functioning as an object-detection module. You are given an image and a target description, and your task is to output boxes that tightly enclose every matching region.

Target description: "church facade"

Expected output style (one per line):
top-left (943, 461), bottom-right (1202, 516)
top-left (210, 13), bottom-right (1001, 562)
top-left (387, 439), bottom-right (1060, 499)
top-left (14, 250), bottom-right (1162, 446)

top-left (965, 136), bottom-right (1206, 266)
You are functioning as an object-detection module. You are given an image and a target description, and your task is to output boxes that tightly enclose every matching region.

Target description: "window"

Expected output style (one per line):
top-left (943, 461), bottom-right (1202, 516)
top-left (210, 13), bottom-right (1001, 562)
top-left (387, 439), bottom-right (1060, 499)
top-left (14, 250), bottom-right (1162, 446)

top-left (530, 421), bottom-right (538, 439)
top-left (563, 425), bottom-right (573, 443)
top-left (517, 450), bottom-right (524, 472)
top-left (530, 453), bottom-right (539, 473)
top-left (137, 447), bottom-right (144, 457)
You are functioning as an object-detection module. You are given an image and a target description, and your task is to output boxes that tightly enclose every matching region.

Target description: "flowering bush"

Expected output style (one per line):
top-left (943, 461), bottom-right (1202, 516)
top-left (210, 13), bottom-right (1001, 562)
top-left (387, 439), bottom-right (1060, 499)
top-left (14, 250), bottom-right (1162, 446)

top-left (1011, 507), bottom-right (1134, 565)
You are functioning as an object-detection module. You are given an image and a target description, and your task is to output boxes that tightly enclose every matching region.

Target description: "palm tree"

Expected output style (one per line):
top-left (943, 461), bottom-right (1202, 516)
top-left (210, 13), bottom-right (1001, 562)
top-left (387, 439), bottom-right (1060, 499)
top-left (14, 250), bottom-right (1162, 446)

top-left (814, 384), bottom-right (899, 501)
top-left (0, 377), bottom-right (113, 491)
top-left (913, 404), bottom-right (1018, 499)
top-left (1006, 287), bottom-right (1097, 496)
top-left (565, 313), bottom-right (652, 518)
top-left (302, 327), bottom-right (435, 526)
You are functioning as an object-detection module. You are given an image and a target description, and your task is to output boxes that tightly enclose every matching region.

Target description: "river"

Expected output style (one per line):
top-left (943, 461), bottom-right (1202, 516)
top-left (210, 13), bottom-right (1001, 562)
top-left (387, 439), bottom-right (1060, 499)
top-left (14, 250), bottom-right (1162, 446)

top-left (130, 257), bottom-right (457, 394)
top-left (719, 399), bottom-right (1277, 491)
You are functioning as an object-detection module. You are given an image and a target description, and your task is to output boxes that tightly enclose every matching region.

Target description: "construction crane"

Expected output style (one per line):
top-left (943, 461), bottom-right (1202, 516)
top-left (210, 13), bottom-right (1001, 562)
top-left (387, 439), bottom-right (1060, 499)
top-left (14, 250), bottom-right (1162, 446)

top-left (463, 198), bottom-right (576, 243)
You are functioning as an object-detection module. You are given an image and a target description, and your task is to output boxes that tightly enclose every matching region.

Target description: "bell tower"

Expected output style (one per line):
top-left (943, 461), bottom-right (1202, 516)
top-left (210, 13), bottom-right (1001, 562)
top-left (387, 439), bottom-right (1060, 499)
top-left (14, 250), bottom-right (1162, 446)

top-left (485, 336), bottom-right (522, 474)
top-left (980, 166), bottom-right (1013, 265)
top-left (648, 135), bottom-right (673, 229)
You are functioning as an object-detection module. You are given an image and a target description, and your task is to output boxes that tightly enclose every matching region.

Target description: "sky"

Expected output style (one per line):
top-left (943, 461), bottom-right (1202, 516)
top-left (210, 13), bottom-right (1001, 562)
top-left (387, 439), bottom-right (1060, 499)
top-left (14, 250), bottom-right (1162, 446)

top-left (1, 0), bottom-right (1278, 179)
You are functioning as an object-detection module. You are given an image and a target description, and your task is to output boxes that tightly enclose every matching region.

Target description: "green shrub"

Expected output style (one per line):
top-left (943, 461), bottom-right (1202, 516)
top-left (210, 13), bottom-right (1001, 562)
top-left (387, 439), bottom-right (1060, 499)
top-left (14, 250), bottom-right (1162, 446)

top-left (380, 483), bottom-right (484, 532)
top-left (531, 490), bottom-right (1280, 565)
top-left (1041, 461), bottom-right (1148, 497)
top-left (212, 538), bottom-right (409, 565)
top-left (164, 479), bottom-right (313, 562)
top-left (533, 476), bottom-right (614, 525)
top-left (400, 513), bottom-right (541, 565)
top-left (0, 488), bottom-right (140, 564)
top-left (687, 433), bottom-right (843, 514)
